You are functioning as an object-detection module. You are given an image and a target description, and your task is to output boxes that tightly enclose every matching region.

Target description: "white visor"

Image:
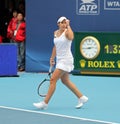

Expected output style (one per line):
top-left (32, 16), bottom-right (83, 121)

top-left (57, 16), bottom-right (67, 23)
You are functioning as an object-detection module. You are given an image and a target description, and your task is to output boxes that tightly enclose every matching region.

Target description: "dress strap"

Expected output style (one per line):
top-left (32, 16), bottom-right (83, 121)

top-left (54, 29), bottom-right (67, 38)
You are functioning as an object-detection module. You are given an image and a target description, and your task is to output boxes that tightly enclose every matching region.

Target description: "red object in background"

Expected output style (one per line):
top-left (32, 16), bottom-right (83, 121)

top-left (13, 22), bottom-right (26, 42)
top-left (0, 36), bottom-right (3, 43)
top-left (7, 17), bottom-right (17, 39)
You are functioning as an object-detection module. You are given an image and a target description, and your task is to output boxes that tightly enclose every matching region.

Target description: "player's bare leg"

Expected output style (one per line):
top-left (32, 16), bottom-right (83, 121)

top-left (44, 69), bottom-right (65, 104)
top-left (33, 68), bottom-right (65, 109)
top-left (61, 73), bottom-right (88, 108)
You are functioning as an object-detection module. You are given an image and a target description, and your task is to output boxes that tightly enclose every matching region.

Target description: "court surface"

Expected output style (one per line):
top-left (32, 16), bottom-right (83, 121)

top-left (0, 72), bottom-right (120, 124)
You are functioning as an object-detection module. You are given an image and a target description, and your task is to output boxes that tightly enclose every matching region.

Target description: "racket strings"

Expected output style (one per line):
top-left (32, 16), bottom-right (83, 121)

top-left (37, 67), bottom-right (53, 97)
top-left (38, 79), bottom-right (50, 97)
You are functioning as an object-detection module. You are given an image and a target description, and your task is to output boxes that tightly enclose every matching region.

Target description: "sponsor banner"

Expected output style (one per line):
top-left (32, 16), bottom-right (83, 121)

top-left (74, 32), bottom-right (120, 75)
top-left (76, 0), bottom-right (100, 15)
top-left (104, 0), bottom-right (120, 10)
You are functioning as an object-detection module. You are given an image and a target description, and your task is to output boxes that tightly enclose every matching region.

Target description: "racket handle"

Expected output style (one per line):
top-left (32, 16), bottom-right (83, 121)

top-left (49, 66), bottom-right (53, 74)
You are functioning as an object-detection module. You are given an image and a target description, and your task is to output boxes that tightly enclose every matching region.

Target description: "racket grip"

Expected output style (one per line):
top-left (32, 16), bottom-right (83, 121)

top-left (49, 66), bottom-right (53, 74)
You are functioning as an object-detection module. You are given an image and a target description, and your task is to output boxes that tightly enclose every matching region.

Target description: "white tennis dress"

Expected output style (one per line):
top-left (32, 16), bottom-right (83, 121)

top-left (54, 29), bottom-right (74, 72)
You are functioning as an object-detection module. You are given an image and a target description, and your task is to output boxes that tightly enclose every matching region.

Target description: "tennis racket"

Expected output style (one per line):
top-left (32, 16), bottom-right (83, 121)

top-left (37, 66), bottom-right (53, 97)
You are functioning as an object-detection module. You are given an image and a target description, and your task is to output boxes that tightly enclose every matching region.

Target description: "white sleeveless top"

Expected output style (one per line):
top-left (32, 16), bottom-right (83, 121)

top-left (54, 30), bottom-right (73, 60)
top-left (53, 30), bottom-right (74, 72)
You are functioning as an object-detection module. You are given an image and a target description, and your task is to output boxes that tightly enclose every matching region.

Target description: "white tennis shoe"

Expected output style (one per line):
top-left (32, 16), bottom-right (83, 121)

top-left (75, 95), bottom-right (88, 109)
top-left (33, 96), bottom-right (88, 109)
top-left (33, 101), bottom-right (48, 109)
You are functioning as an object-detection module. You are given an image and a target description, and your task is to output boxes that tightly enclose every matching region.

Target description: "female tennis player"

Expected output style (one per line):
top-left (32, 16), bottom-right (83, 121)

top-left (33, 16), bottom-right (88, 109)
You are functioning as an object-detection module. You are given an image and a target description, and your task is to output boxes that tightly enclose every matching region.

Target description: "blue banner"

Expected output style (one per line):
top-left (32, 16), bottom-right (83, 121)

top-left (0, 44), bottom-right (17, 76)
top-left (26, 0), bottom-right (120, 72)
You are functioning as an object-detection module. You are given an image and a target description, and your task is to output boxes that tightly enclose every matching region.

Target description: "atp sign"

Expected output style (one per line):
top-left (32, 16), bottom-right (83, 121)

top-left (76, 0), bottom-right (100, 15)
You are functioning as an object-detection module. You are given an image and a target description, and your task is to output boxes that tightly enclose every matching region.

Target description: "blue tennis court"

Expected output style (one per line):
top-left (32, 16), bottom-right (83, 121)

top-left (0, 72), bottom-right (120, 124)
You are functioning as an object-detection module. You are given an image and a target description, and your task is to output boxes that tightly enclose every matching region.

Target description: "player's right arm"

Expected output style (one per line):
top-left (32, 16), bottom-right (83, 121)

top-left (50, 45), bottom-right (56, 66)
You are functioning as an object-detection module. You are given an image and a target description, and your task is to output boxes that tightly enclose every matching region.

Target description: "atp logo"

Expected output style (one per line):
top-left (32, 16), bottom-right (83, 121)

top-left (76, 0), bottom-right (100, 15)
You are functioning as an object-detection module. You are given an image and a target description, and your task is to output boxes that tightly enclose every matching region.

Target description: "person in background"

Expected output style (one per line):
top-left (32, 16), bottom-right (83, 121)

top-left (7, 10), bottom-right (18, 42)
top-left (12, 11), bottom-right (26, 72)
top-left (33, 16), bottom-right (88, 109)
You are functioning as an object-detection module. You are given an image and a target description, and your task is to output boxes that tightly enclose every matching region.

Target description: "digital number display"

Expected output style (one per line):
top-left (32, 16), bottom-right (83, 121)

top-left (104, 45), bottom-right (120, 54)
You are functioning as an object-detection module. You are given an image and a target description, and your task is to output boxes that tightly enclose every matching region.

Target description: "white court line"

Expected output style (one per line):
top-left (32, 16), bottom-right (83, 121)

top-left (0, 105), bottom-right (118, 124)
